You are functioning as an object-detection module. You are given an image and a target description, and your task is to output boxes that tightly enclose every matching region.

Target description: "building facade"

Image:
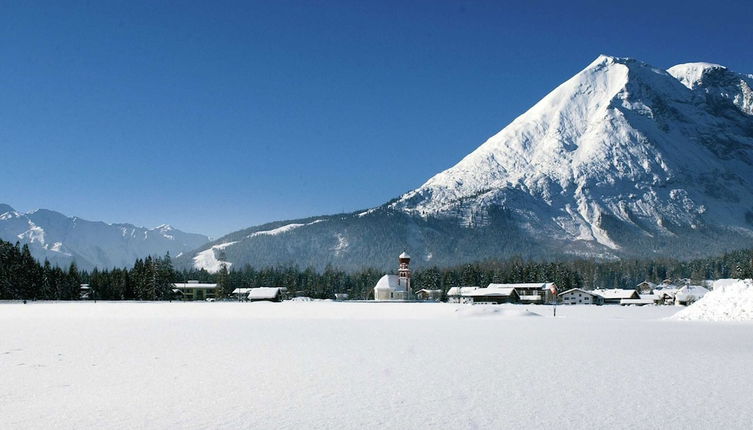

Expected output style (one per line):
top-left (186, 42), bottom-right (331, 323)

top-left (172, 281), bottom-right (217, 301)
top-left (559, 288), bottom-right (604, 305)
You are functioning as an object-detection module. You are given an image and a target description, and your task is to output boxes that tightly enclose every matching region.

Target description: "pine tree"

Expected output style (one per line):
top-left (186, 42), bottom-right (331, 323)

top-left (216, 264), bottom-right (229, 300)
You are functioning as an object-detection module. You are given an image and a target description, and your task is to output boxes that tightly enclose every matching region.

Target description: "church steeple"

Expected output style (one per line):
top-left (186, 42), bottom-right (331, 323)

top-left (398, 251), bottom-right (411, 297)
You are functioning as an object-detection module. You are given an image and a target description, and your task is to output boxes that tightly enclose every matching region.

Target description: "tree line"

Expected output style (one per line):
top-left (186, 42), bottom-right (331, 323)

top-left (1, 238), bottom-right (752, 301)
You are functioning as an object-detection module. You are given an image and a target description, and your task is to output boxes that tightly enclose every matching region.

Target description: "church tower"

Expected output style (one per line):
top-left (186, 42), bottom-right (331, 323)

top-left (398, 251), bottom-right (411, 297)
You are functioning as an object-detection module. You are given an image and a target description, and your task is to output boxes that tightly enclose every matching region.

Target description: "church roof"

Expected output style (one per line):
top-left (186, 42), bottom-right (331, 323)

top-left (399, 252), bottom-right (411, 259)
top-left (374, 275), bottom-right (407, 292)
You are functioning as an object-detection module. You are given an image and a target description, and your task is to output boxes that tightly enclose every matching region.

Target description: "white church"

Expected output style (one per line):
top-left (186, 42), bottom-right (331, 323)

top-left (373, 252), bottom-right (412, 301)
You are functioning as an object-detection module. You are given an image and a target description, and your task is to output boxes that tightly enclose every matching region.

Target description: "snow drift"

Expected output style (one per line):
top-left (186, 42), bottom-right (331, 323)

top-left (671, 279), bottom-right (753, 321)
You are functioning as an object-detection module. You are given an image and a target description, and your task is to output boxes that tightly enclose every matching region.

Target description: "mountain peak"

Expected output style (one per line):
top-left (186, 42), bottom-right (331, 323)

top-left (667, 62), bottom-right (728, 89)
top-left (387, 55), bottom-right (753, 254)
top-left (586, 55), bottom-right (662, 73)
top-left (0, 203), bottom-right (14, 214)
top-left (590, 54), bottom-right (633, 66)
top-left (123, 56), bottom-right (753, 270)
top-left (667, 62), bottom-right (753, 115)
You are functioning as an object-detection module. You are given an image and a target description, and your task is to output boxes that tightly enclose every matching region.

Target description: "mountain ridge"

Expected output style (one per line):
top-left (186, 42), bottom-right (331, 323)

top-left (0, 203), bottom-right (209, 270)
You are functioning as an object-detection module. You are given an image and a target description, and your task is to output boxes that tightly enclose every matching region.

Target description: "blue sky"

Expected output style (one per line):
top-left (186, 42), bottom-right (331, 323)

top-left (2, 0), bottom-right (752, 237)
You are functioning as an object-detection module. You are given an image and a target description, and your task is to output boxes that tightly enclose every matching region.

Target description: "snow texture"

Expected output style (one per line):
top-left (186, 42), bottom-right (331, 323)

top-left (247, 220), bottom-right (323, 238)
top-left (2, 302), bottom-right (752, 429)
top-left (667, 62), bottom-right (726, 89)
top-left (192, 241), bottom-right (236, 273)
top-left (247, 287), bottom-right (284, 300)
top-left (672, 279), bottom-right (753, 321)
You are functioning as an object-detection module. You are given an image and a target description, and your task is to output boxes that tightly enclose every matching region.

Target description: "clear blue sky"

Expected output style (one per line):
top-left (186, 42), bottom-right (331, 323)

top-left (2, 0), bottom-right (752, 238)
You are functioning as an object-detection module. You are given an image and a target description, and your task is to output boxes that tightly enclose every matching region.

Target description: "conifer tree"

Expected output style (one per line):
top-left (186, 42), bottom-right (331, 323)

top-left (216, 264), bottom-right (229, 299)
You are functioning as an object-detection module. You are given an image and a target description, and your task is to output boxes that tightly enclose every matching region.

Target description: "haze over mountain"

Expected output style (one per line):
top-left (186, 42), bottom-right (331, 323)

top-left (174, 55), bottom-right (751, 271)
top-left (0, 204), bottom-right (209, 270)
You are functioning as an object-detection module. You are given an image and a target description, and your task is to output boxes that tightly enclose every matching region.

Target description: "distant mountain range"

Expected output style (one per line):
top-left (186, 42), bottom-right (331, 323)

top-left (0, 204), bottom-right (209, 270)
top-left (177, 55), bottom-right (753, 272)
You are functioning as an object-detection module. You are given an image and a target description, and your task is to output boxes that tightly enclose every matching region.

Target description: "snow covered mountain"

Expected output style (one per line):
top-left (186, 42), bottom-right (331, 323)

top-left (0, 204), bottom-right (209, 269)
top-left (180, 55), bottom-right (753, 272)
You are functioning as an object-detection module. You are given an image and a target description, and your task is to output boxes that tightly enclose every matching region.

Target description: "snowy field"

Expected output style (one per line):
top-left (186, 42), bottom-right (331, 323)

top-left (2, 302), bottom-right (752, 430)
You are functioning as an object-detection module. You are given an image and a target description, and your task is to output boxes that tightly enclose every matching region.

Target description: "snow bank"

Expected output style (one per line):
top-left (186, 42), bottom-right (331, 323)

top-left (671, 279), bottom-right (753, 322)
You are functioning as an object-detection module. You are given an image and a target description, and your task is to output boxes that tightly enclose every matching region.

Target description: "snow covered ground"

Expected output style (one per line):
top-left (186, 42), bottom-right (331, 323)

top-left (672, 279), bottom-right (753, 321)
top-left (2, 301), bottom-right (752, 429)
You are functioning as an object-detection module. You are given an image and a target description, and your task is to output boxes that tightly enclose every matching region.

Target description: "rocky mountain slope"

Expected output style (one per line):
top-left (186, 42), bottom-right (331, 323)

top-left (0, 204), bottom-right (209, 269)
top-left (181, 55), bottom-right (753, 271)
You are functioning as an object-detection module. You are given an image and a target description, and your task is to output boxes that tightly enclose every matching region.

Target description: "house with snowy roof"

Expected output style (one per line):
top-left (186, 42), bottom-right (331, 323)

top-left (636, 281), bottom-right (657, 294)
top-left (172, 281), bottom-right (217, 301)
top-left (486, 283), bottom-right (558, 304)
top-left (415, 289), bottom-right (441, 301)
top-left (674, 285), bottom-right (709, 306)
top-left (620, 294), bottom-right (661, 306)
top-left (592, 289), bottom-right (640, 304)
top-left (79, 284), bottom-right (91, 300)
top-left (247, 287), bottom-right (288, 302)
top-left (646, 281), bottom-right (682, 303)
top-left (447, 286), bottom-right (480, 304)
top-left (462, 285), bottom-right (520, 304)
top-left (231, 288), bottom-right (253, 300)
top-left (558, 288), bottom-right (604, 305)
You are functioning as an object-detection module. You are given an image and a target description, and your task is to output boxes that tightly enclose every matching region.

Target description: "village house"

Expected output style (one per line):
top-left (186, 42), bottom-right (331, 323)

top-left (415, 289), bottom-right (442, 301)
top-left (231, 288), bottom-right (253, 301)
top-left (620, 294), bottom-right (661, 306)
top-left (592, 288), bottom-right (640, 304)
top-left (652, 282), bottom-right (681, 304)
top-left (636, 281), bottom-right (657, 294)
top-left (558, 288), bottom-right (604, 305)
top-left (172, 281), bottom-right (217, 301)
top-left (463, 285), bottom-right (520, 304)
top-left (674, 285), bottom-right (709, 306)
top-left (247, 287), bottom-right (288, 302)
top-left (79, 284), bottom-right (91, 300)
top-left (447, 286), bottom-right (480, 304)
top-left (488, 283), bottom-right (558, 304)
top-left (654, 289), bottom-right (677, 305)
